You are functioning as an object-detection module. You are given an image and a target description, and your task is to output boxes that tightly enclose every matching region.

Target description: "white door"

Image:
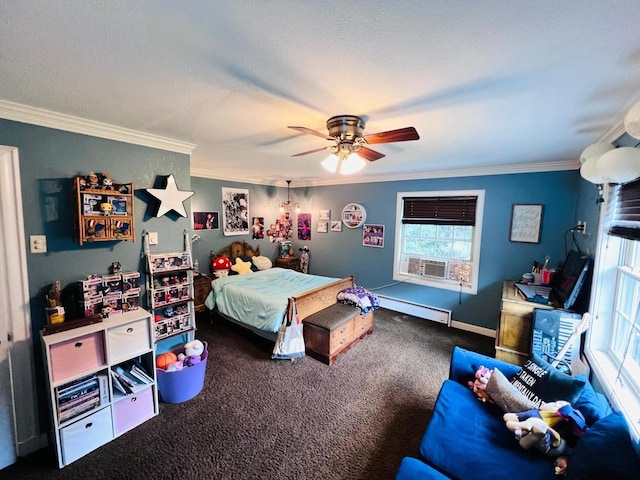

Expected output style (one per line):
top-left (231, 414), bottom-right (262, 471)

top-left (0, 146), bottom-right (40, 467)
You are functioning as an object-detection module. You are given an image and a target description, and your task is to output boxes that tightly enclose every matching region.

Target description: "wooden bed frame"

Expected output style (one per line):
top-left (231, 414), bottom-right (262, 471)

top-left (209, 241), bottom-right (356, 341)
top-left (215, 275), bottom-right (355, 342)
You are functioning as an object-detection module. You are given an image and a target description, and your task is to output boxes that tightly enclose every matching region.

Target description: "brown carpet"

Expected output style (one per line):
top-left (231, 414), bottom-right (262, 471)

top-left (2, 308), bottom-right (494, 480)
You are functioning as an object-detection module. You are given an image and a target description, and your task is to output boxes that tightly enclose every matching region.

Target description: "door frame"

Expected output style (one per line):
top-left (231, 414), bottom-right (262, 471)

top-left (0, 145), bottom-right (41, 459)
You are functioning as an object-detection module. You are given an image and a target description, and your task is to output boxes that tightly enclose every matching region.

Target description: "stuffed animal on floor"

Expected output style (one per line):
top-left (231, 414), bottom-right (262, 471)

top-left (468, 365), bottom-right (493, 402)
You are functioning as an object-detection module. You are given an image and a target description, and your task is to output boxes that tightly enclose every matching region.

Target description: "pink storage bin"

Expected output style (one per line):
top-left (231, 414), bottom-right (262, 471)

top-left (50, 332), bottom-right (105, 382)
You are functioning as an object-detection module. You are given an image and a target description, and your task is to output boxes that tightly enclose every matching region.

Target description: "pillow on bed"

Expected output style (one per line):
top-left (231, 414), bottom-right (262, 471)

top-left (239, 255), bottom-right (259, 271)
top-left (231, 257), bottom-right (253, 275)
top-left (252, 255), bottom-right (272, 270)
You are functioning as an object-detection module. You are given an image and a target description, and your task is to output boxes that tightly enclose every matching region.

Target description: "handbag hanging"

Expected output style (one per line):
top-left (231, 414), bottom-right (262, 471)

top-left (272, 300), bottom-right (306, 360)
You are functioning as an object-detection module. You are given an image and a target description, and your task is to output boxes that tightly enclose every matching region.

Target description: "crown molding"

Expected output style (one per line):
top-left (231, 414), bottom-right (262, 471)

top-left (0, 99), bottom-right (196, 155)
top-left (192, 159), bottom-right (580, 187)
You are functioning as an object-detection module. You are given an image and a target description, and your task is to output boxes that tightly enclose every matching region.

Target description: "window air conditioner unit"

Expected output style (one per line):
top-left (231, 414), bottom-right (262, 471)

top-left (419, 259), bottom-right (448, 279)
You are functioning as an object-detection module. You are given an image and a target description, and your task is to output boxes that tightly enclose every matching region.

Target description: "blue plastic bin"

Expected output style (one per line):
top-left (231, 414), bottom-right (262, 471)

top-left (156, 342), bottom-right (208, 403)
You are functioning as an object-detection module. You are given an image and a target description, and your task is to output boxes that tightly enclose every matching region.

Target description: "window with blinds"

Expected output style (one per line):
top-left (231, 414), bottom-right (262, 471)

top-left (607, 179), bottom-right (640, 241)
top-left (393, 190), bottom-right (484, 294)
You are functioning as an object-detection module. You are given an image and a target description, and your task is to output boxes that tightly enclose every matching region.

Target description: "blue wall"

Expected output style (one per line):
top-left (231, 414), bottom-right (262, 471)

top-left (189, 177), bottom-right (287, 269)
top-left (193, 171), bottom-right (583, 330)
top-left (1, 113), bottom-right (588, 335)
top-left (0, 119), bottom-right (191, 338)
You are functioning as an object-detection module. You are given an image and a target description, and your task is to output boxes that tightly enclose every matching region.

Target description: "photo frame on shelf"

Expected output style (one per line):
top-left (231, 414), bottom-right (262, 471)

top-left (509, 204), bottom-right (543, 243)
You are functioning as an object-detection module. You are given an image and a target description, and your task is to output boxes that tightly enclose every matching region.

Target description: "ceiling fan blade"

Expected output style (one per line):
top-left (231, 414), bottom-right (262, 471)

top-left (363, 127), bottom-right (420, 144)
top-left (357, 146), bottom-right (385, 162)
top-left (288, 126), bottom-right (334, 141)
top-left (291, 146), bottom-right (334, 157)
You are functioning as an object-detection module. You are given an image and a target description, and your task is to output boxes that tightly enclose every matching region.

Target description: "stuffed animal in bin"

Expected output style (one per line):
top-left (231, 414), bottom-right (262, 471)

top-left (178, 352), bottom-right (202, 367)
top-left (165, 360), bottom-right (184, 372)
top-left (468, 365), bottom-right (493, 402)
top-left (184, 339), bottom-right (204, 357)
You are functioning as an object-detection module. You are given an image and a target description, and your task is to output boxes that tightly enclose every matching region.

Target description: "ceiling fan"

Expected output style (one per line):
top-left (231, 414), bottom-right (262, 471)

top-left (288, 115), bottom-right (419, 173)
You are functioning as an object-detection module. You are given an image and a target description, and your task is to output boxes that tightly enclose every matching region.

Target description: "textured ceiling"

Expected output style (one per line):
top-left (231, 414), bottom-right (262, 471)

top-left (2, 1), bottom-right (640, 186)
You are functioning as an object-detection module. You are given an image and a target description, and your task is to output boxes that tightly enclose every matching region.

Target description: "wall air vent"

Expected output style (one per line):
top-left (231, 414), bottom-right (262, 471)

top-left (419, 259), bottom-right (448, 279)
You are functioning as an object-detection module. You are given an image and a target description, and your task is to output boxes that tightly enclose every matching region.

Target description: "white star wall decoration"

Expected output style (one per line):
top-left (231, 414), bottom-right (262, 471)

top-left (146, 174), bottom-right (194, 217)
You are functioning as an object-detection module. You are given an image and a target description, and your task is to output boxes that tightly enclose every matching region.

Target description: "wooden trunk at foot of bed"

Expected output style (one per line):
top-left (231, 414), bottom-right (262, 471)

top-left (288, 276), bottom-right (355, 322)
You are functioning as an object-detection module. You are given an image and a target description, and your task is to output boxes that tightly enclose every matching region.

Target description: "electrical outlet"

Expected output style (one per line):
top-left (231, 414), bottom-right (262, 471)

top-left (30, 235), bottom-right (47, 253)
top-left (576, 220), bottom-right (587, 234)
top-left (148, 232), bottom-right (158, 245)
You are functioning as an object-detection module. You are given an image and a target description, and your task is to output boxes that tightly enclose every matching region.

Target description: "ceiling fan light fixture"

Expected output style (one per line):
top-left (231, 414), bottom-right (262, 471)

top-left (340, 153), bottom-right (366, 174)
top-left (321, 150), bottom-right (365, 175)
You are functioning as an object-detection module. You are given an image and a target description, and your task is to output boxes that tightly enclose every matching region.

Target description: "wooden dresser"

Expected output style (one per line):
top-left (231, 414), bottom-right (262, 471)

top-left (496, 280), bottom-right (554, 365)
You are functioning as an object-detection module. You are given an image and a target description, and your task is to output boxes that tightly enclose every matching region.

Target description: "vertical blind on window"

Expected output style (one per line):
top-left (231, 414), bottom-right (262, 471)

top-left (608, 178), bottom-right (640, 241)
top-left (402, 196), bottom-right (477, 226)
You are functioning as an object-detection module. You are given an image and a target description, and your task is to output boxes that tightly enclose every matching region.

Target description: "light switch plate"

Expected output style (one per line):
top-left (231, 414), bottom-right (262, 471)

top-left (148, 232), bottom-right (158, 245)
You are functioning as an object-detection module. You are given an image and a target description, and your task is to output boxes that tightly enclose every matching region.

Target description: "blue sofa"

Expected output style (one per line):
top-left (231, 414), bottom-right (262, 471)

top-left (396, 346), bottom-right (640, 480)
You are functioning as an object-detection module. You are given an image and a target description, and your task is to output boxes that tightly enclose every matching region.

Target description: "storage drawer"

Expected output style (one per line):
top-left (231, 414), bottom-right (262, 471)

top-left (113, 386), bottom-right (155, 436)
top-left (107, 319), bottom-right (151, 362)
top-left (60, 406), bottom-right (113, 466)
top-left (353, 311), bottom-right (374, 337)
top-left (329, 319), bottom-right (354, 355)
top-left (50, 332), bottom-right (106, 383)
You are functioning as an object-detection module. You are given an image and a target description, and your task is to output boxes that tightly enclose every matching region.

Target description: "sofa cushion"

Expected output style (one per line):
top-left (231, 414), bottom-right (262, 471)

top-left (420, 379), bottom-right (554, 480)
top-left (510, 353), bottom-right (586, 407)
top-left (570, 375), bottom-right (612, 427)
top-left (395, 457), bottom-right (451, 480)
top-left (566, 411), bottom-right (640, 479)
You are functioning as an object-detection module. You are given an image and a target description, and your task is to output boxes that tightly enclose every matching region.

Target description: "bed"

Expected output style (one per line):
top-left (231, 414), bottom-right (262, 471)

top-left (205, 241), bottom-right (356, 340)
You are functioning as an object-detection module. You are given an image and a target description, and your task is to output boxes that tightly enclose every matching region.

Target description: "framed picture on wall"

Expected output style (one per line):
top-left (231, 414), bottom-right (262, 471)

top-left (193, 211), bottom-right (219, 230)
top-left (319, 209), bottom-right (331, 220)
top-left (330, 220), bottom-right (342, 232)
top-left (221, 187), bottom-right (249, 236)
top-left (363, 223), bottom-right (384, 248)
top-left (509, 204), bottom-right (543, 243)
top-left (317, 222), bottom-right (328, 233)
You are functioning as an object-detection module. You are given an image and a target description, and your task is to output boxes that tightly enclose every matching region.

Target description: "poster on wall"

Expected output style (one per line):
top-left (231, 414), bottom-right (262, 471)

top-left (298, 213), bottom-right (311, 240)
top-left (222, 187), bottom-right (249, 236)
top-left (363, 224), bottom-right (384, 248)
top-left (193, 211), bottom-right (219, 230)
top-left (266, 213), bottom-right (293, 242)
top-left (252, 217), bottom-right (265, 239)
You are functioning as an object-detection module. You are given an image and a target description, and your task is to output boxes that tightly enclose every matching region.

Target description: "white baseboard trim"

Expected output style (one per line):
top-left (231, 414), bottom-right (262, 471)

top-left (450, 320), bottom-right (496, 338)
top-left (378, 295), bottom-right (451, 326)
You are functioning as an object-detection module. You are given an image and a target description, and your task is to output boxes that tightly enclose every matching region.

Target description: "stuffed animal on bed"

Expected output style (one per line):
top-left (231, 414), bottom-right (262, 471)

top-left (231, 257), bottom-right (253, 274)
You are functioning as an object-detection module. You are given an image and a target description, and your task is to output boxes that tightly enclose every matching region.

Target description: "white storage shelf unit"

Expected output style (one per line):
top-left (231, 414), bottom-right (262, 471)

top-left (41, 309), bottom-right (158, 468)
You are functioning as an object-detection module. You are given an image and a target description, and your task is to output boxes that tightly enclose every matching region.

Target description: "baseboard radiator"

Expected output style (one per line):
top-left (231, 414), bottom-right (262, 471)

top-left (377, 295), bottom-right (451, 326)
